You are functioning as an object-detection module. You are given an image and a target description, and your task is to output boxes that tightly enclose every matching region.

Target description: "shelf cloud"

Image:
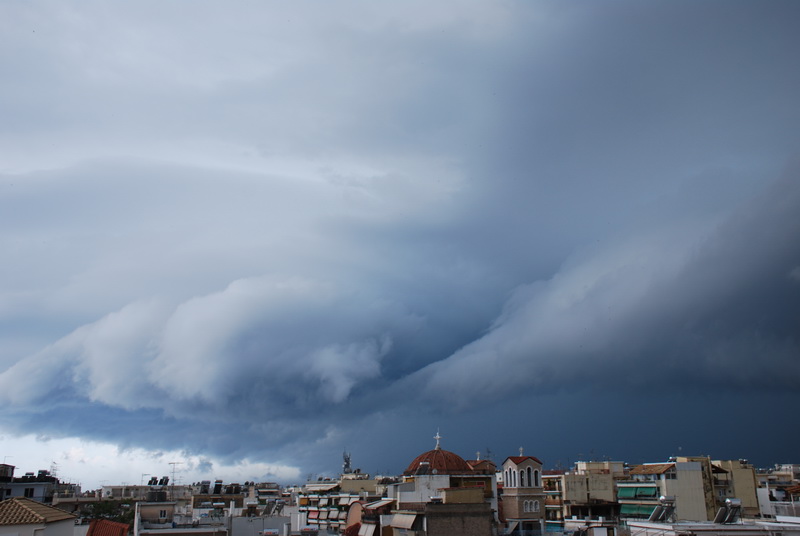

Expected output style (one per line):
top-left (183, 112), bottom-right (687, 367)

top-left (1, 0), bottom-right (799, 484)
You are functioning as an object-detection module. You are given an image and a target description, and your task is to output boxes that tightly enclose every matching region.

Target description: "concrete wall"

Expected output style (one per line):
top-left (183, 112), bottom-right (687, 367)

top-left (393, 476), bottom-right (450, 505)
top-left (715, 461), bottom-right (759, 517)
top-left (756, 488), bottom-right (773, 517)
top-left (424, 503), bottom-right (493, 536)
top-left (441, 488), bottom-right (483, 504)
top-left (338, 480), bottom-right (378, 495)
top-left (587, 474), bottom-right (615, 503)
top-left (563, 474), bottom-right (587, 503)
top-left (3, 482), bottom-right (53, 502)
top-left (664, 462), bottom-right (708, 521)
top-left (230, 516), bottom-right (289, 536)
top-left (0, 520), bottom-right (74, 536)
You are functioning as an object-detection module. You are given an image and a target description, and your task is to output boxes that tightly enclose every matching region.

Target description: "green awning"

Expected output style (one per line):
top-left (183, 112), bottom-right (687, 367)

top-left (620, 504), bottom-right (657, 516)
top-left (620, 504), bottom-right (638, 515)
top-left (636, 487), bottom-right (658, 498)
top-left (618, 487), bottom-right (637, 498)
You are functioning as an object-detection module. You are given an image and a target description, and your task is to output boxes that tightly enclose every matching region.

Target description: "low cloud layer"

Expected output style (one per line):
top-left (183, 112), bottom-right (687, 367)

top-left (1, 1), bottom-right (799, 482)
top-left (416, 172), bottom-right (800, 404)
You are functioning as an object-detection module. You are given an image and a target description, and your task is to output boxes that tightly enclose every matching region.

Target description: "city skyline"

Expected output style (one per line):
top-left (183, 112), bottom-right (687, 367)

top-left (0, 438), bottom-right (793, 492)
top-left (1, 1), bottom-right (799, 491)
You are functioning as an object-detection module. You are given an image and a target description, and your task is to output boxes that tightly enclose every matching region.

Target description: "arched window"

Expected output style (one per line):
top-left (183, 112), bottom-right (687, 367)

top-left (513, 470), bottom-right (517, 488)
top-left (520, 469), bottom-right (525, 487)
top-left (527, 467), bottom-right (532, 487)
top-left (505, 469), bottom-right (509, 486)
top-left (533, 500), bottom-right (540, 513)
top-left (534, 469), bottom-right (541, 487)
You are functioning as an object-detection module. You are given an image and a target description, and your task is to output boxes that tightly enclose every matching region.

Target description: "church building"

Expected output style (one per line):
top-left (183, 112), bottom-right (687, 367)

top-left (501, 450), bottom-right (546, 534)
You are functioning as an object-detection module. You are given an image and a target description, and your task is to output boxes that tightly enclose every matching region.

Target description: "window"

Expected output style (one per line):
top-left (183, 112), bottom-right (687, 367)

top-left (533, 500), bottom-right (540, 513)
top-left (24, 488), bottom-right (35, 498)
top-left (527, 467), bottom-right (533, 488)
top-left (534, 469), bottom-right (541, 487)
top-left (520, 470), bottom-right (526, 487)
top-left (159, 510), bottom-right (167, 518)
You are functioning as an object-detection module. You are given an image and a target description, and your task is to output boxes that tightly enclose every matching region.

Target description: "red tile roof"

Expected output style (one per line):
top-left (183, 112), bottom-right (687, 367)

top-left (87, 519), bottom-right (130, 536)
top-left (505, 456), bottom-right (543, 465)
top-left (466, 459), bottom-right (497, 474)
top-left (630, 463), bottom-right (674, 475)
top-left (404, 448), bottom-right (473, 475)
top-left (0, 498), bottom-right (76, 525)
top-left (783, 485), bottom-right (800, 496)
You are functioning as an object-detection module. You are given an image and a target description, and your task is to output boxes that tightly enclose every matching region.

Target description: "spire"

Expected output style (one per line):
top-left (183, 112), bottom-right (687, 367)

top-left (434, 429), bottom-right (442, 450)
top-left (519, 446), bottom-right (524, 457)
top-left (476, 451), bottom-right (481, 461)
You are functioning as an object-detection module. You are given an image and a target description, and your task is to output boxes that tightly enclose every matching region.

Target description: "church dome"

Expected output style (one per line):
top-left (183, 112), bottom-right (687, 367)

top-left (403, 434), bottom-right (473, 475)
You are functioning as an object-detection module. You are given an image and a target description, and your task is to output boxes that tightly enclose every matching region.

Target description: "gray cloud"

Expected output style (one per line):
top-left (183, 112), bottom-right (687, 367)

top-left (415, 168), bottom-right (800, 405)
top-left (1, 0), bottom-right (800, 478)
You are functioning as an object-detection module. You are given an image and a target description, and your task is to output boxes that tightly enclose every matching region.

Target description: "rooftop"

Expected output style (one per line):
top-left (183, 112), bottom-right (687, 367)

top-left (0, 497), bottom-right (76, 526)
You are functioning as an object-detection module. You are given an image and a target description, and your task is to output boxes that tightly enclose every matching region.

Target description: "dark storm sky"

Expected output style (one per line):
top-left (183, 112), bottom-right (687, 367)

top-left (1, 1), bottom-right (798, 486)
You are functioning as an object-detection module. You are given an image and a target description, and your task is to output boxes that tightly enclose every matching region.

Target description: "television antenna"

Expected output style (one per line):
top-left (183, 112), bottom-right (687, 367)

top-left (169, 462), bottom-right (183, 500)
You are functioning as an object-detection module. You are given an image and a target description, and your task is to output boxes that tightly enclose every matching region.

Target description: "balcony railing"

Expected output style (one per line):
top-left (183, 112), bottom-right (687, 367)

top-left (773, 502), bottom-right (800, 517)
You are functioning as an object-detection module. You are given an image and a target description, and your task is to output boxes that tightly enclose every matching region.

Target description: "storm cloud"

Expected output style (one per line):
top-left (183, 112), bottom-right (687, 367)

top-left (1, 1), bottom-right (799, 484)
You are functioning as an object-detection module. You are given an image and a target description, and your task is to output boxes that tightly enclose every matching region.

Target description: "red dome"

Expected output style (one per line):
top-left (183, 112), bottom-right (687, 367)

top-left (403, 448), bottom-right (473, 476)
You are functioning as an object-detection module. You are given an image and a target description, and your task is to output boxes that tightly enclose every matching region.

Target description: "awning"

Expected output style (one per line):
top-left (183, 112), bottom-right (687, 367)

top-left (358, 524), bottom-right (376, 536)
top-left (391, 514), bottom-right (417, 529)
top-left (308, 511), bottom-right (319, 519)
top-left (637, 487), bottom-right (657, 498)
top-left (319, 498), bottom-right (329, 506)
top-left (305, 483), bottom-right (340, 492)
top-left (620, 504), bottom-right (657, 516)
top-left (507, 521), bottom-right (519, 533)
top-left (365, 499), bottom-right (394, 510)
top-left (319, 510), bottom-right (329, 519)
top-left (619, 486), bottom-right (657, 499)
top-left (639, 505), bottom-right (657, 516)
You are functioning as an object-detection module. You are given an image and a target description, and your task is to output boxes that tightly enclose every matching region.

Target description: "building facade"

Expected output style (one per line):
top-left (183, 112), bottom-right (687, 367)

top-left (501, 454), bottom-right (545, 534)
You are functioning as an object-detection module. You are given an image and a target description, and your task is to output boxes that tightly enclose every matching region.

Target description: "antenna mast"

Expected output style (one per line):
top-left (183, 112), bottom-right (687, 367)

top-left (169, 462), bottom-right (183, 500)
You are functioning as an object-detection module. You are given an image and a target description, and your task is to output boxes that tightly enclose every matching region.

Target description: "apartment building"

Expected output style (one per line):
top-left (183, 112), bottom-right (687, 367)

top-left (543, 461), bottom-right (625, 527)
top-left (713, 460), bottom-right (759, 517)
top-left (618, 461), bottom-right (709, 521)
